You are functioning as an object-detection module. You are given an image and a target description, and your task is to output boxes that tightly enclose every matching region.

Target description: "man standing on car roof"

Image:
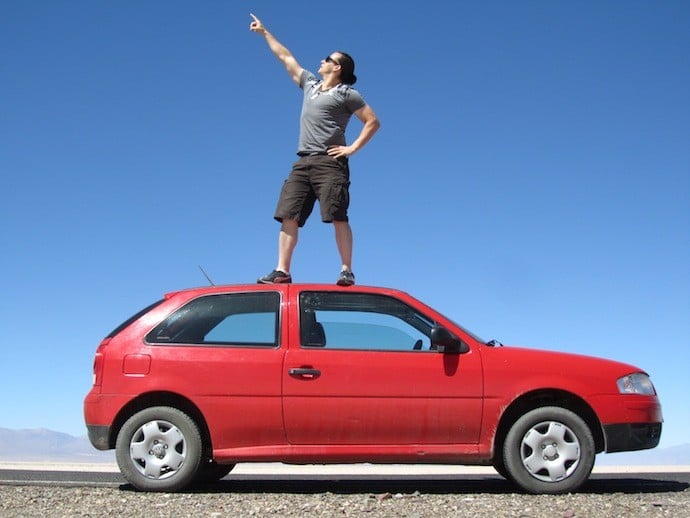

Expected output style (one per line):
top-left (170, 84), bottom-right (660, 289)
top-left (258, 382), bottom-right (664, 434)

top-left (250, 13), bottom-right (380, 286)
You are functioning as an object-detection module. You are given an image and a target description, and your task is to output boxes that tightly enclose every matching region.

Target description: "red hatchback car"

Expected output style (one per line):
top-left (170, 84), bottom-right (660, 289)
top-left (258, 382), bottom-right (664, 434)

top-left (84, 284), bottom-right (662, 493)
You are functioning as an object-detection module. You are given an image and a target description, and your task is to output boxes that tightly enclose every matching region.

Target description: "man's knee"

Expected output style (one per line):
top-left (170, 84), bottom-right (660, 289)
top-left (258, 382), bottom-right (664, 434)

top-left (281, 219), bottom-right (299, 230)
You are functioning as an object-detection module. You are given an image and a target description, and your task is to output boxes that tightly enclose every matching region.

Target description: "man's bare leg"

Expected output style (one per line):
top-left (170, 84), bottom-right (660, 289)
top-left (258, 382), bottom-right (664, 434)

top-left (277, 219), bottom-right (299, 273)
top-left (258, 219), bottom-right (299, 284)
top-left (334, 220), bottom-right (355, 285)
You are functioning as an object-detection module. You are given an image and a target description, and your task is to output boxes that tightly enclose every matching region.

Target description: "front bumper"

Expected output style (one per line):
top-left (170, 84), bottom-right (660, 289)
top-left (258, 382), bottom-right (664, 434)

top-left (603, 422), bottom-right (662, 453)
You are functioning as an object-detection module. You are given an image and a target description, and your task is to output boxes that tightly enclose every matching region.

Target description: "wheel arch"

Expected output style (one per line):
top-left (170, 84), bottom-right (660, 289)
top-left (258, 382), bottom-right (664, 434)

top-left (108, 392), bottom-right (212, 454)
top-left (492, 389), bottom-right (605, 465)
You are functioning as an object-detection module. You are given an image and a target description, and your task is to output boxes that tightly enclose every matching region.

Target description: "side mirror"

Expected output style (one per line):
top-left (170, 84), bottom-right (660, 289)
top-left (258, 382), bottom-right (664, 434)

top-left (431, 325), bottom-right (469, 354)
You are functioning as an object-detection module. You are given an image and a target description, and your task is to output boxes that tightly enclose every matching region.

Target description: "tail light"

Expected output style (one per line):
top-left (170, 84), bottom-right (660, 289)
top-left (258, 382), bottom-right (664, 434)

top-left (92, 338), bottom-right (111, 387)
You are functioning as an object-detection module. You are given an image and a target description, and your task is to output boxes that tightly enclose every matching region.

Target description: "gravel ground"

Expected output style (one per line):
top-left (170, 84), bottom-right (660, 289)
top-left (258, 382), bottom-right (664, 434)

top-left (2, 485), bottom-right (689, 517)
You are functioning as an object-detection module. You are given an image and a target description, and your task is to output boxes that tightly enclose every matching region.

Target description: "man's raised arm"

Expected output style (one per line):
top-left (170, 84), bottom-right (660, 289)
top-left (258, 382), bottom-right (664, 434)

top-left (250, 14), bottom-right (303, 85)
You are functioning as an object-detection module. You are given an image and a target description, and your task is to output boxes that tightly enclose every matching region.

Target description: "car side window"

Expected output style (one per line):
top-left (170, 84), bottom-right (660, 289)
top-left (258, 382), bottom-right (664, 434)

top-left (299, 292), bottom-right (434, 352)
top-left (146, 292), bottom-right (279, 347)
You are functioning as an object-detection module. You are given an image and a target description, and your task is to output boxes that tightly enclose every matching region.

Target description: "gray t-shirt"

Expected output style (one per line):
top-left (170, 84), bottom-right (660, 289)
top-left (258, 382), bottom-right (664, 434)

top-left (297, 70), bottom-right (366, 155)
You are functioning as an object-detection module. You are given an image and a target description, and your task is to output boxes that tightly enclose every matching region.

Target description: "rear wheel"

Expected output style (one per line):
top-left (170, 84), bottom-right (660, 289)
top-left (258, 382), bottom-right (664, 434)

top-left (116, 406), bottom-right (203, 492)
top-left (503, 406), bottom-right (595, 494)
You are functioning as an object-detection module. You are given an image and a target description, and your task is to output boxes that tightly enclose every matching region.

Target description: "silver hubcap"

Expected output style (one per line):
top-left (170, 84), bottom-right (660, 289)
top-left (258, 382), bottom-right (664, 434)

top-left (520, 420), bottom-right (581, 482)
top-left (129, 420), bottom-right (187, 480)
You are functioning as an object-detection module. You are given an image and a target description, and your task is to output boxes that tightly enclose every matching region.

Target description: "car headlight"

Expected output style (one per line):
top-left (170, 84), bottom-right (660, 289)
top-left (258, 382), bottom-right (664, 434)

top-left (617, 373), bottom-right (656, 395)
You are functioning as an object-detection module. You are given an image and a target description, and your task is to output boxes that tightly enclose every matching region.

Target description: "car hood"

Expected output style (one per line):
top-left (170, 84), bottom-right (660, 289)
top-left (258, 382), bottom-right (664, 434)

top-left (479, 344), bottom-right (648, 395)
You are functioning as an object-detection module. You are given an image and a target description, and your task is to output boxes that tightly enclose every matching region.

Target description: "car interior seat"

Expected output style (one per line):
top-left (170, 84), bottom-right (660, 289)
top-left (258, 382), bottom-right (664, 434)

top-left (302, 311), bottom-right (326, 347)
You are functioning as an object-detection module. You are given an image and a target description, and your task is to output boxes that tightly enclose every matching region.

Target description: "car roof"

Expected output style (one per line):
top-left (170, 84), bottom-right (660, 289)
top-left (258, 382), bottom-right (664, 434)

top-left (163, 283), bottom-right (413, 300)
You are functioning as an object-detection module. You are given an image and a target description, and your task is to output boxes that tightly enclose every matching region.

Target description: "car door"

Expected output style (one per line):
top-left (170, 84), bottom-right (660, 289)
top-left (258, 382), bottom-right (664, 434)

top-left (282, 289), bottom-right (483, 445)
top-left (143, 289), bottom-right (286, 450)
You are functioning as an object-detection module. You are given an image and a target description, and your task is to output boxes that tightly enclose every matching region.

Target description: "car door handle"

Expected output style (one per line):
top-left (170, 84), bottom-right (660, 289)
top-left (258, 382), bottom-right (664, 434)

top-left (289, 368), bottom-right (321, 380)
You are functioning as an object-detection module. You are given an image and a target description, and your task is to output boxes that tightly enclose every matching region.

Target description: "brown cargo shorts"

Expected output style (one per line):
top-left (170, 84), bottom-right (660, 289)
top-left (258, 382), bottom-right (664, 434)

top-left (274, 154), bottom-right (351, 227)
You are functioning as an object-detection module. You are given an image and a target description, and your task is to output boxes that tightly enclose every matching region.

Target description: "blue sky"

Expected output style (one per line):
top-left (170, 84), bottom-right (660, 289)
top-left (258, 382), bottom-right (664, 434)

top-left (2, 0), bottom-right (688, 456)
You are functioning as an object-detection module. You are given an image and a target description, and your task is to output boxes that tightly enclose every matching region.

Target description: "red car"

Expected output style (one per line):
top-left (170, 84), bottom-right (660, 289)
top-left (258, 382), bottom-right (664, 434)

top-left (84, 284), bottom-right (662, 493)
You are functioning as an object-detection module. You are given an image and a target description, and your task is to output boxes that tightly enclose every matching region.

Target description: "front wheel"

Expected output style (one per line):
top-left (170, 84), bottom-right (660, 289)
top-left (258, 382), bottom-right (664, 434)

top-left (503, 406), bottom-right (595, 494)
top-left (116, 406), bottom-right (203, 492)
top-left (195, 459), bottom-right (236, 484)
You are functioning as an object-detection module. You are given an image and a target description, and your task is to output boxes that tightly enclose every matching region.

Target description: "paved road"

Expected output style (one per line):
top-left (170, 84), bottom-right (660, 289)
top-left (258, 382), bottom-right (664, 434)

top-left (1, 468), bottom-right (688, 494)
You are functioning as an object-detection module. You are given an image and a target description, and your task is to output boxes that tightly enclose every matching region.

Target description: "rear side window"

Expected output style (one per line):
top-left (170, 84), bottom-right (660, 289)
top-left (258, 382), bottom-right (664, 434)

top-left (145, 292), bottom-right (279, 347)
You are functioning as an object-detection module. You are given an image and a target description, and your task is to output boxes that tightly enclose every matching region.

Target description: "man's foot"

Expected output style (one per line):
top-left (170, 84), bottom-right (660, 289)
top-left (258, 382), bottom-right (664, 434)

top-left (336, 269), bottom-right (355, 286)
top-left (258, 270), bottom-right (292, 284)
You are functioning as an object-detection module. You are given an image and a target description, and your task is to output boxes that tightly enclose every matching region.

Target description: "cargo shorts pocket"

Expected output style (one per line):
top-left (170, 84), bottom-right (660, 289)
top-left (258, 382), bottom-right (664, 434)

top-left (322, 178), bottom-right (350, 222)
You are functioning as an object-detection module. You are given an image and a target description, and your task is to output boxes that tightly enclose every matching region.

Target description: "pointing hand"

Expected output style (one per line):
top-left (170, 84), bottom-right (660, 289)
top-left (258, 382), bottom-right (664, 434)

top-left (249, 13), bottom-right (266, 34)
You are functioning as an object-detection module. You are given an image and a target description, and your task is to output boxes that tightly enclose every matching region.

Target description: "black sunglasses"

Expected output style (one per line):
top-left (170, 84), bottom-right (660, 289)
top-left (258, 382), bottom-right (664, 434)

top-left (325, 55), bottom-right (340, 66)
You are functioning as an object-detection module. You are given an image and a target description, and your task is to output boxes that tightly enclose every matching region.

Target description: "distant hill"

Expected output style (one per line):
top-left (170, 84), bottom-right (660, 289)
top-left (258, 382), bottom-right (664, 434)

top-left (596, 443), bottom-right (690, 466)
top-left (0, 428), bottom-right (114, 463)
top-left (0, 427), bottom-right (688, 466)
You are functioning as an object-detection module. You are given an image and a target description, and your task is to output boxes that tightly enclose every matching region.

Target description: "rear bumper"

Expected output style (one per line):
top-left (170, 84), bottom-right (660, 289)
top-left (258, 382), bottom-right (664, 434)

top-left (603, 422), bottom-right (662, 453)
top-left (87, 425), bottom-right (112, 450)
top-left (84, 390), bottom-right (119, 450)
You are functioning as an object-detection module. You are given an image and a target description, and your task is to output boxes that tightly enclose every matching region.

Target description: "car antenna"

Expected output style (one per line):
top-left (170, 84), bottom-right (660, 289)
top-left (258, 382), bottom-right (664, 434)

top-left (198, 265), bottom-right (215, 286)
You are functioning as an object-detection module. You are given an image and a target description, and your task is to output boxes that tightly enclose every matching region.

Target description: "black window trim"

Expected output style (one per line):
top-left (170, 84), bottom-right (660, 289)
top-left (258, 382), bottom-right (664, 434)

top-left (144, 289), bottom-right (283, 349)
top-left (107, 299), bottom-right (166, 339)
top-left (299, 291), bottom-right (437, 352)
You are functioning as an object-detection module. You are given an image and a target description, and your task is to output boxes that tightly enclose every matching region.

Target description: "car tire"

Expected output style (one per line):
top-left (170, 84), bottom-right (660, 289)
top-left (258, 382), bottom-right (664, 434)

top-left (492, 456), bottom-right (509, 480)
top-left (503, 406), bottom-right (595, 494)
top-left (115, 406), bottom-right (203, 492)
top-left (195, 459), bottom-right (236, 484)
